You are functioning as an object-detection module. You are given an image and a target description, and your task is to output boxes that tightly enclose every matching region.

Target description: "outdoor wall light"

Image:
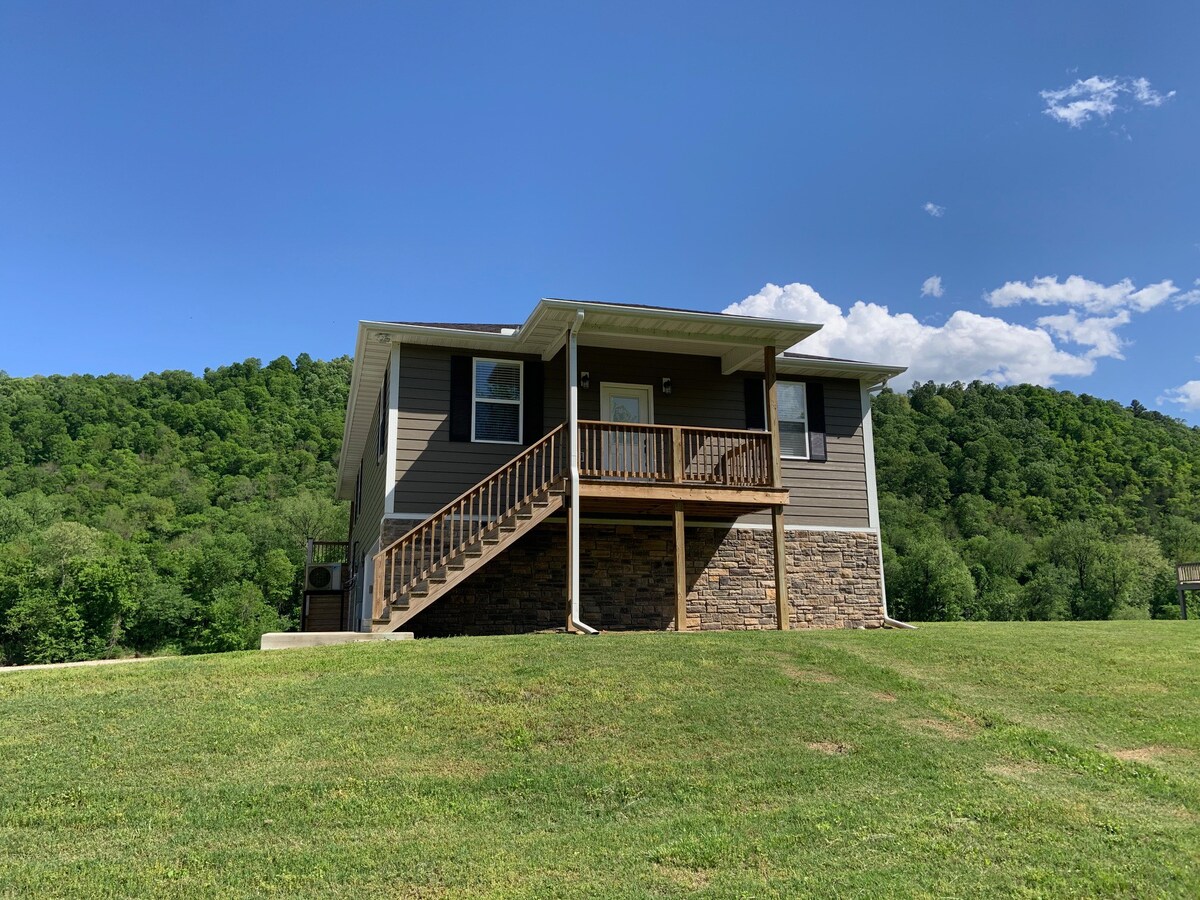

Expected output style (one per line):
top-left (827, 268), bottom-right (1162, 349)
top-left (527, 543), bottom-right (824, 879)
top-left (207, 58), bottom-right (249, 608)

top-left (661, 377), bottom-right (672, 395)
top-left (580, 371), bottom-right (590, 390)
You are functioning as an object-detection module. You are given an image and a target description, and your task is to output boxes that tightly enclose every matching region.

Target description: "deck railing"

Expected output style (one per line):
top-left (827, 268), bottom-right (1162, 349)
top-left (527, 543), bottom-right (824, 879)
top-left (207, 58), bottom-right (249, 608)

top-left (1178, 563), bottom-right (1200, 586)
top-left (307, 540), bottom-right (349, 566)
top-left (578, 421), bottom-right (773, 488)
top-left (372, 424), bottom-right (567, 621)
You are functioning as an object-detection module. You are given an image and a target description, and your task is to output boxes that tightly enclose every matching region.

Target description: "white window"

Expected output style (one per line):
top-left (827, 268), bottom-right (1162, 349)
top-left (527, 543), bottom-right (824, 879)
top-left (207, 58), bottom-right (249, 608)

top-left (778, 382), bottom-right (809, 459)
top-left (472, 358), bottom-right (523, 443)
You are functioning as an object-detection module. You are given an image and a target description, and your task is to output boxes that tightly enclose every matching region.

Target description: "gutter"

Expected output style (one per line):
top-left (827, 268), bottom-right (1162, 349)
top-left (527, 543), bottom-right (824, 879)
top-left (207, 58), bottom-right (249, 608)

top-left (566, 309), bottom-right (598, 635)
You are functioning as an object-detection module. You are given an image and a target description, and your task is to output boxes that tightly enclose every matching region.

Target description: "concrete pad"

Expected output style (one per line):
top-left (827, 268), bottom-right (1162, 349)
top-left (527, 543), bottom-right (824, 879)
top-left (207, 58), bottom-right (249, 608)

top-left (260, 632), bottom-right (414, 650)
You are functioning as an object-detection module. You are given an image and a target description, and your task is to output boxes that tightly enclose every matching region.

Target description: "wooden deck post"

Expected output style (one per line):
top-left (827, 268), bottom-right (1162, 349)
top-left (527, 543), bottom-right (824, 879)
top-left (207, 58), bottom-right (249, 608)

top-left (764, 346), bottom-right (790, 630)
top-left (764, 346), bottom-right (783, 491)
top-left (674, 502), bottom-right (687, 631)
top-left (772, 506), bottom-right (789, 630)
top-left (671, 426), bottom-right (684, 482)
top-left (372, 549), bottom-right (386, 623)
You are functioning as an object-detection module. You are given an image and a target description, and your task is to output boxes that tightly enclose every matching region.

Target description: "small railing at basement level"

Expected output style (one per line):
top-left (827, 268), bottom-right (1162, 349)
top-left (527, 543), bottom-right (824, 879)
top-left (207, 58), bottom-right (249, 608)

top-left (578, 421), bottom-right (773, 488)
top-left (306, 540), bottom-right (349, 566)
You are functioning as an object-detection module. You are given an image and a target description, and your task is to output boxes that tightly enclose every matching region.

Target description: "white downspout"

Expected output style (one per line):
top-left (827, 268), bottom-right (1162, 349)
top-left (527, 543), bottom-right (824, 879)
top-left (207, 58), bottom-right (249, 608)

top-left (567, 310), bottom-right (598, 635)
top-left (862, 381), bottom-right (916, 631)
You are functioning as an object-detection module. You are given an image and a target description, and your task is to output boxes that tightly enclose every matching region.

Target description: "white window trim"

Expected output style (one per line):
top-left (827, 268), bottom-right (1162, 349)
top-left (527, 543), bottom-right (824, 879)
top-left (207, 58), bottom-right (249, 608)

top-left (471, 357), bottom-right (524, 445)
top-left (778, 381), bottom-right (810, 461)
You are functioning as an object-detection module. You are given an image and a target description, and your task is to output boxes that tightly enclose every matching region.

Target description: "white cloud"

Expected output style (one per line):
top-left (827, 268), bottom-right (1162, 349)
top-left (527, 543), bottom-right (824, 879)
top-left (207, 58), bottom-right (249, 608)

top-left (1175, 279), bottom-right (1200, 308)
top-left (1130, 77), bottom-right (1173, 107)
top-left (1041, 75), bottom-right (1175, 127)
top-left (1036, 310), bottom-right (1130, 359)
top-left (725, 283), bottom-right (1096, 387)
top-left (1161, 381), bottom-right (1200, 412)
top-left (922, 202), bottom-right (945, 217)
top-left (985, 275), bottom-right (1180, 314)
top-left (921, 275), bottom-right (944, 298)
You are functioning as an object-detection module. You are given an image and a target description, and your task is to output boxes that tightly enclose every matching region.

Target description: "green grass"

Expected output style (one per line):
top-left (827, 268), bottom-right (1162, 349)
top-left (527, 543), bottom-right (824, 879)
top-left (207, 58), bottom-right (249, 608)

top-left (1, 623), bottom-right (1198, 898)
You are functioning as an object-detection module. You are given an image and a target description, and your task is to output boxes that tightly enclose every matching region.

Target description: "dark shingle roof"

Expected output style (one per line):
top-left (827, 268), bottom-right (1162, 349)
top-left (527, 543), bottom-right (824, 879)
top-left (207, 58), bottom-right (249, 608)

top-left (782, 351), bottom-right (879, 366)
top-left (388, 322), bottom-right (520, 333)
top-left (543, 297), bottom-right (729, 316)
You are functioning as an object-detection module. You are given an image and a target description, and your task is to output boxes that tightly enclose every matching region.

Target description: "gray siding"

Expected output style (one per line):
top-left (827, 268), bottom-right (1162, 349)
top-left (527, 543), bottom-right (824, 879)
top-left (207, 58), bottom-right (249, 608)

top-left (777, 378), bottom-right (869, 527)
top-left (543, 347), bottom-right (745, 429)
top-left (393, 344), bottom-right (871, 529)
top-left (394, 346), bottom-right (543, 513)
top-left (350, 392), bottom-right (388, 556)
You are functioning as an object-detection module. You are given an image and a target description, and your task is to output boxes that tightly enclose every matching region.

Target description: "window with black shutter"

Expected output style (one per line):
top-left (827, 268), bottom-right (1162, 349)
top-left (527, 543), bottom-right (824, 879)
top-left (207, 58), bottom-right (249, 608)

top-left (472, 358), bottom-right (523, 444)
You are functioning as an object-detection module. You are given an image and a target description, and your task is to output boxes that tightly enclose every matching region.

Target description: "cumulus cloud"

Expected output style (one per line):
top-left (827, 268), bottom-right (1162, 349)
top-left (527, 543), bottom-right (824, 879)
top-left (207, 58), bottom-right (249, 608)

top-left (725, 283), bottom-right (1096, 387)
top-left (1041, 75), bottom-right (1175, 127)
top-left (985, 275), bottom-right (1180, 314)
top-left (922, 202), bottom-right (945, 217)
top-left (921, 275), bottom-right (944, 298)
top-left (1161, 381), bottom-right (1200, 412)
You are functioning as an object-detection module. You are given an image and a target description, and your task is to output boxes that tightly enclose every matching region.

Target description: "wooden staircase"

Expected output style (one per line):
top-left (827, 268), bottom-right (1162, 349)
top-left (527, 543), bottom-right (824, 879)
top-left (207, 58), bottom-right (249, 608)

top-left (371, 425), bottom-right (567, 632)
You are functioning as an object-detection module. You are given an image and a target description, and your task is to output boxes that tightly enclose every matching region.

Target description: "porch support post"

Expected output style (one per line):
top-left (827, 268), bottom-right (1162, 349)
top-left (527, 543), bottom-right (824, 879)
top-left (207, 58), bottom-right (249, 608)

top-left (764, 345), bottom-right (782, 490)
top-left (1181, 586), bottom-right (1188, 621)
top-left (764, 345), bottom-right (790, 629)
top-left (674, 502), bottom-right (687, 631)
top-left (772, 506), bottom-right (789, 630)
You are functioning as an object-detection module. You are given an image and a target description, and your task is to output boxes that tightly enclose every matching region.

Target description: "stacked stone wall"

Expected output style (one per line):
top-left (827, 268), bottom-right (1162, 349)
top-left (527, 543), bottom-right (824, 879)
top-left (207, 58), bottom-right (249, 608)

top-left (402, 522), bottom-right (884, 637)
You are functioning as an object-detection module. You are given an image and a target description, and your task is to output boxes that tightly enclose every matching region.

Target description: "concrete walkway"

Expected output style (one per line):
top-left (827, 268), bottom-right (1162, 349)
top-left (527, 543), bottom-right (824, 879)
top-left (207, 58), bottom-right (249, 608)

top-left (0, 655), bottom-right (175, 674)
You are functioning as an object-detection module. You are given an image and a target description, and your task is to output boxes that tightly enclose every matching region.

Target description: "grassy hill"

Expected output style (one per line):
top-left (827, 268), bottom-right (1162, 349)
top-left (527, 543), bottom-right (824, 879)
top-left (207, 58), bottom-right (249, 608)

top-left (1, 624), bottom-right (1197, 897)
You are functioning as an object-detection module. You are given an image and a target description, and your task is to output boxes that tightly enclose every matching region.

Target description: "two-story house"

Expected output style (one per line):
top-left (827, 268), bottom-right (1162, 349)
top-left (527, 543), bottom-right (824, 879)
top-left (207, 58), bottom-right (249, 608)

top-left (311, 298), bottom-right (905, 636)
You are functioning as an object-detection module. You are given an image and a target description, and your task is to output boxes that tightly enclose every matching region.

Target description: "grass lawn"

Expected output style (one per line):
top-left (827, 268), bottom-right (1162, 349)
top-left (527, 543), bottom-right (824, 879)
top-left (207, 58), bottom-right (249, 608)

top-left (1, 622), bottom-right (1198, 898)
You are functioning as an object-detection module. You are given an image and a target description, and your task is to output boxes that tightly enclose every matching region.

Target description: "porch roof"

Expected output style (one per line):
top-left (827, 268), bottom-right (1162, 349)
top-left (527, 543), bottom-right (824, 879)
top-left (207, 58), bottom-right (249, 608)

top-left (337, 298), bottom-right (906, 499)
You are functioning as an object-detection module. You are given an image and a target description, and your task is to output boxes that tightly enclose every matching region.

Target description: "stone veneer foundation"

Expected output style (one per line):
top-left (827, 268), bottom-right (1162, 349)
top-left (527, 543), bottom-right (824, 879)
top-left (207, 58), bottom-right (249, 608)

top-left (398, 521), bottom-right (885, 637)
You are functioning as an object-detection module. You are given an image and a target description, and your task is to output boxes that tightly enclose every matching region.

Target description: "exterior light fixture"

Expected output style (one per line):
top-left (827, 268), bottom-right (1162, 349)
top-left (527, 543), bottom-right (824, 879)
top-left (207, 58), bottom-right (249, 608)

top-left (661, 377), bottom-right (672, 395)
top-left (580, 371), bottom-right (590, 390)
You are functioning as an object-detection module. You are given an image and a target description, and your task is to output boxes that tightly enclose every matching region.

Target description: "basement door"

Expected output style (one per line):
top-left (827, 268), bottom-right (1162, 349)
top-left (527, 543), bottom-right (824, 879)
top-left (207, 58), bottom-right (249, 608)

top-left (598, 383), bottom-right (657, 477)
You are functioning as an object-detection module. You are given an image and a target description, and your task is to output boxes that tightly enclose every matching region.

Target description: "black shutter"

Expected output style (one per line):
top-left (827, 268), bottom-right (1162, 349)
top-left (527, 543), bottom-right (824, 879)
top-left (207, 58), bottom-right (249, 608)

top-left (523, 360), bottom-right (544, 445)
top-left (744, 377), bottom-right (766, 430)
top-left (449, 355), bottom-right (472, 442)
top-left (807, 382), bottom-right (827, 462)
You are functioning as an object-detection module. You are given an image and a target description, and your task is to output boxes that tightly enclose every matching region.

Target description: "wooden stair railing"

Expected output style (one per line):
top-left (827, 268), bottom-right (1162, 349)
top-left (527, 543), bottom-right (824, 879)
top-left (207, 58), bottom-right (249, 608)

top-left (372, 424), bottom-right (567, 631)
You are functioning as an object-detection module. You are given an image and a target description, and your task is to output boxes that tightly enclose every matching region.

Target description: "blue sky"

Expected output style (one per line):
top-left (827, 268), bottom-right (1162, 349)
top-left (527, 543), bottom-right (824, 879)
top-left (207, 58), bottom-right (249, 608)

top-left (2, 1), bottom-right (1199, 419)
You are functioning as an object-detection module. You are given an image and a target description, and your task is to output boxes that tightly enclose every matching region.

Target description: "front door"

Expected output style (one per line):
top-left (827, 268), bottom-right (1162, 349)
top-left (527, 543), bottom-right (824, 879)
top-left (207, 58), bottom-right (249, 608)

top-left (600, 383), bottom-right (653, 426)
top-left (599, 383), bottom-right (655, 476)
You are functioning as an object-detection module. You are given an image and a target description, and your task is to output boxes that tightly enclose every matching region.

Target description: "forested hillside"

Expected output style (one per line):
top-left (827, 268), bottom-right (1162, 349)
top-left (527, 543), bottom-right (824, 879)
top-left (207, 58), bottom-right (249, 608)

top-left (1, 360), bottom-right (1196, 665)
top-left (0, 357), bottom-right (350, 664)
top-left (874, 382), bottom-right (1200, 622)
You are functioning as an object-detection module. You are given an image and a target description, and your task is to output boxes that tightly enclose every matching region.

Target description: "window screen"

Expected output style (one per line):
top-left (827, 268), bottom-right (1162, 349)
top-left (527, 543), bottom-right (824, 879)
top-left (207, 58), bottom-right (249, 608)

top-left (778, 382), bottom-right (809, 459)
top-left (473, 359), bottom-right (523, 443)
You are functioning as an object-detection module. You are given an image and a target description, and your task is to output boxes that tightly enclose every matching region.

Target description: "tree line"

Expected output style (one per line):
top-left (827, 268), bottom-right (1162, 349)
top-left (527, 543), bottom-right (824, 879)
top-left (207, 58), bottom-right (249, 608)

top-left (0, 356), bottom-right (349, 664)
top-left (0, 361), bottom-right (1195, 664)
top-left (874, 381), bottom-right (1199, 622)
